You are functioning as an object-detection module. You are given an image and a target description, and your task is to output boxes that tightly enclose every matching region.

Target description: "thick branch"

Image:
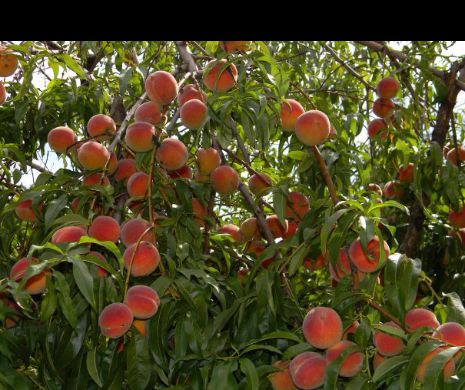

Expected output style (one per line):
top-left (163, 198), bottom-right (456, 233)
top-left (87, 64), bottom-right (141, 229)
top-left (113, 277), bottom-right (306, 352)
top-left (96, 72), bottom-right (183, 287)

top-left (311, 146), bottom-right (339, 205)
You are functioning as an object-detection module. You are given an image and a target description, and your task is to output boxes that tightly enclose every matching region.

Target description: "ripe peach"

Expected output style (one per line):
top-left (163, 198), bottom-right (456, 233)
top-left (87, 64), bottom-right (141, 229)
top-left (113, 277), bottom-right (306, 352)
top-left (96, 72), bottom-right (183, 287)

top-left (247, 240), bottom-right (266, 257)
top-left (10, 257), bottom-right (48, 295)
top-left (295, 110), bottom-right (330, 146)
top-left (266, 215), bottom-right (288, 238)
top-left (89, 216), bottom-right (120, 243)
top-left (203, 59), bottom-right (238, 93)
top-left (289, 352), bottom-right (327, 390)
top-left (89, 251), bottom-right (108, 278)
top-left (248, 173), bottom-right (272, 195)
top-left (398, 163), bottom-right (414, 183)
top-left (240, 217), bottom-right (261, 241)
top-left (196, 148), bottom-right (221, 174)
top-left (192, 198), bottom-right (207, 227)
top-left (373, 98), bottom-right (395, 118)
top-left (373, 352), bottom-right (386, 370)
top-left (383, 180), bottom-right (403, 199)
top-left (449, 206), bottom-right (465, 228)
top-left (98, 303), bottom-right (133, 338)
top-left (404, 308), bottom-right (440, 332)
top-left (124, 285), bottom-right (160, 319)
top-left (446, 146), bottom-right (465, 165)
top-left (156, 138), bottom-right (188, 171)
top-left (329, 248), bottom-right (352, 282)
top-left (0, 48), bottom-right (18, 77)
top-left (87, 114), bottom-right (116, 140)
top-left (416, 347), bottom-right (455, 384)
top-left (70, 197), bottom-right (81, 213)
top-left (285, 191), bottom-right (309, 221)
top-left (220, 41), bottom-right (251, 53)
top-left (83, 172), bottom-right (110, 187)
top-left (125, 122), bottom-right (155, 153)
top-left (367, 118), bottom-right (388, 139)
top-left (303, 306), bottom-right (342, 349)
top-left (280, 99), bottom-right (304, 132)
top-left (368, 183), bottom-right (383, 196)
top-left (77, 141), bottom-right (110, 170)
top-left (180, 98), bottom-right (208, 129)
top-left (127, 172), bottom-right (149, 199)
top-left (47, 126), bottom-right (77, 154)
top-left (268, 360), bottom-right (297, 390)
top-left (194, 170), bottom-right (210, 183)
top-left (177, 84), bottom-right (207, 106)
top-left (134, 101), bottom-right (163, 125)
top-left (120, 218), bottom-right (154, 246)
top-left (0, 82), bottom-right (6, 105)
top-left (376, 77), bottom-right (400, 99)
top-left (107, 152), bottom-right (118, 174)
top-left (168, 165), bottom-right (193, 179)
top-left (432, 322), bottom-right (465, 346)
top-left (218, 224), bottom-right (241, 244)
top-left (210, 165), bottom-right (240, 195)
top-left (343, 320), bottom-right (360, 340)
top-left (283, 220), bottom-right (298, 239)
top-left (123, 241), bottom-right (160, 277)
top-left (145, 70), bottom-right (178, 106)
top-left (326, 340), bottom-right (364, 377)
top-left (133, 319), bottom-right (147, 336)
top-left (373, 321), bottom-right (405, 356)
top-left (52, 225), bottom-right (87, 244)
top-left (304, 254), bottom-right (326, 271)
top-left (114, 159), bottom-right (137, 184)
top-left (348, 236), bottom-right (390, 273)
top-left (15, 199), bottom-right (41, 222)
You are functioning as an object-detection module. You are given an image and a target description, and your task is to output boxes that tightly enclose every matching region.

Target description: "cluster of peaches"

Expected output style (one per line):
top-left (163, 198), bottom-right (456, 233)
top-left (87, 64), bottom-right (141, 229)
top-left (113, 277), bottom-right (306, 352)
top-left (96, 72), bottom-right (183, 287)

top-left (0, 46), bottom-right (19, 105)
top-left (269, 306), bottom-right (465, 389)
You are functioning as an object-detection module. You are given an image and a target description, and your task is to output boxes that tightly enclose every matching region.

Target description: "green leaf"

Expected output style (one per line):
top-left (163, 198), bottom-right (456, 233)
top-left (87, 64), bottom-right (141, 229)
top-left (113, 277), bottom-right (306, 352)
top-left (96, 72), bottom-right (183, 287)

top-left (72, 260), bottom-right (96, 310)
top-left (372, 355), bottom-right (409, 383)
top-left (126, 334), bottom-right (151, 390)
top-left (54, 271), bottom-right (77, 328)
top-left (239, 358), bottom-right (259, 390)
top-left (40, 276), bottom-right (57, 322)
top-left (59, 54), bottom-right (86, 78)
top-left (44, 195), bottom-right (69, 231)
top-left (86, 348), bottom-right (103, 387)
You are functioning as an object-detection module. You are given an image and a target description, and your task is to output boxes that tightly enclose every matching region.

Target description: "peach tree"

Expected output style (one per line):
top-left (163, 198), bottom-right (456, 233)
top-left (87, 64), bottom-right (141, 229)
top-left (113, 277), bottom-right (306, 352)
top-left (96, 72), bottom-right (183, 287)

top-left (1, 41), bottom-right (465, 389)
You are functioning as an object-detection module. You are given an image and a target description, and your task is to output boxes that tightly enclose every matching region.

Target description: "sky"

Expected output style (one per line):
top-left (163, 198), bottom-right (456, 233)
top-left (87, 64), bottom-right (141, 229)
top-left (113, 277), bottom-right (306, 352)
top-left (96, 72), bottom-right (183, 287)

top-left (17, 41), bottom-right (465, 188)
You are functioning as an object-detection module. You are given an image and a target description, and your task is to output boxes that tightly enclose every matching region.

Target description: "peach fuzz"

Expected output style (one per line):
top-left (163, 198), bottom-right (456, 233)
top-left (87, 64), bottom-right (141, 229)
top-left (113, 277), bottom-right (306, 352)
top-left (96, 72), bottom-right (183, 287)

top-left (289, 352), bottom-right (327, 390)
top-left (15, 199), bottom-right (41, 222)
top-left (280, 99), bottom-right (304, 132)
top-left (196, 148), bottom-right (221, 175)
top-left (0, 48), bottom-right (19, 77)
top-left (98, 303), bottom-right (133, 338)
top-left (326, 340), bottom-right (364, 377)
top-left (367, 118), bottom-right (389, 140)
top-left (266, 215), bottom-right (288, 238)
top-left (156, 138), bottom-right (188, 171)
top-left (446, 146), bottom-right (465, 165)
top-left (398, 163), bottom-right (414, 183)
top-left (449, 206), bottom-right (465, 228)
top-left (52, 225), bottom-right (87, 244)
top-left (0, 82), bottom-right (6, 105)
top-left (203, 59), bottom-right (238, 93)
top-left (114, 159), bottom-right (137, 184)
top-left (268, 360), bottom-right (297, 390)
top-left (432, 322), bottom-right (465, 346)
top-left (121, 218), bottom-right (154, 247)
top-left (89, 216), bottom-right (120, 243)
top-left (349, 236), bottom-right (390, 273)
top-left (123, 241), bottom-right (160, 277)
top-left (77, 141), bottom-right (110, 170)
top-left (145, 70), bottom-right (178, 106)
top-left (416, 347), bottom-right (455, 384)
top-left (127, 172), bottom-right (149, 199)
top-left (248, 173), bottom-right (272, 195)
top-left (285, 191), bottom-right (309, 221)
top-left (192, 198), bottom-right (207, 227)
top-left (89, 251), bottom-right (108, 278)
top-left (47, 126), bottom-right (77, 154)
top-left (373, 321), bottom-right (405, 356)
top-left (295, 110), bottom-right (330, 146)
top-left (177, 84), bottom-right (207, 106)
top-left (303, 306), bottom-right (342, 349)
top-left (180, 98), bottom-right (208, 130)
top-left (83, 172), bottom-right (110, 187)
top-left (124, 285), bottom-right (160, 319)
top-left (240, 217), bottom-right (261, 241)
top-left (218, 224), bottom-right (241, 244)
top-left (376, 77), bottom-right (400, 99)
top-left (373, 98), bottom-right (395, 118)
top-left (125, 122), bottom-right (155, 153)
top-left (210, 165), bottom-right (240, 195)
top-left (134, 101), bottom-right (163, 125)
top-left (87, 114), bottom-right (116, 140)
top-left (404, 308), bottom-right (440, 332)
top-left (10, 257), bottom-right (48, 295)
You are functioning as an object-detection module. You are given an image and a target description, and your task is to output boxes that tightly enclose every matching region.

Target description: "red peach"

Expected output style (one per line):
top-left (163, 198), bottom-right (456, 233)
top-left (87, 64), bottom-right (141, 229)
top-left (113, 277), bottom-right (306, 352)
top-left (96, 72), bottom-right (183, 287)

top-left (114, 159), bottom-right (137, 184)
top-left (329, 248), bottom-right (352, 282)
top-left (432, 322), bottom-right (465, 346)
top-left (210, 165), bottom-right (240, 195)
top-left (268, 360), bottom-right (297, 390)
top-left (134, 101), bottom-right (163, 125)
top-left (127, 172), bottom-right (149, 199)
top-left (248, 173), bottom-right (272, 195)
top-left (295, 110), bottom-right (330, 146)
top-left (124, 285), bottom-right (160, 319)
top-left (15, 199), bottom-right (41, 222)
top-left (47, 126), bottom-right (77, 154)
top-left (376, 77), bottom-right (400, 99)
top-left (120, 218), bottom-right (154, 247)
top-left (398, 163), bottom-right (414, 183)
top-left (404, 308), bottom-right (440, 332)
top-left (10, 257), bottom-right (49, 295)
top-left (0, 48), bottom-right (18, 77)
top-left (220, 41), bottom-right (252, 53)
top-left (168, 165), bottom-right (192, 179)
top-left (192, 198), bottom-right (207, 227)
top-left (196, 148), bottom-right (221, 174)
top-left (218, 224), bottom-right (242, 244)
top-left (373, 352), bottom-right (386, 370)
top-left (145, 71), bottom-right (178, 106)
top-left (89, 216), bottom-right (120, 243)
top-left (203, 59), bottom-right (238, 93)
top-left (98, 303), bottom-right (133, 338)
top-left (177, 84), bottom-right (207, 106)
top-left (156, 138), bottom-right (188, 171)
top-left (283, 220), bottom-right (298, 239)
top-left (77, 141), bottom-right (110, 171)
top-left (266, 215), bottom-right (288, 238)
top-left (89, 251), bottom-right (108, 278)
top-left (367, 118), bottom-right (389, 139)
top-left (449, 206), bottom-right (465, 228)
top-left (373, 321), bottom-right (405, 356)
top-left (180, 98), bottom-right (208, 129)
top-left (368, 183), bottom-right (383, 196)
top-left (125, 122), bottom-right (155, 153)
top-left (348, 236), bottom-right (390, 273)
top-left (289, 352), bottom-right (327, 390)
top-left (303, 306), bottom-right (343, 349)
top-left (52, 226), bottom-right (87, 244)
top-left (326, 340), bottom-right (364, 377)
top-left (446, 146), bottom-right (465, 166)
top-left (240, 218), bottom-right (261, 241)
top-left (280, 99), bottom-right (304, 132)
top-left (0, 81), bottom-right (6, 105)
top-left (87, 114), bottom-right (116, 140)
top-left (383, 180), bottom-right (403, 199)
top-left (83, 172), bottom-right (110, 187)
top-left (133, 319), bottom-right (147, 336)
top-left (285, 191), bottom-right (309, 221)
top-left (373, 98), bottom-right (395, 118)
top-left (247, 241), bottom-right (266, 257)
top-left (123, 241), bottom-right (160, 277)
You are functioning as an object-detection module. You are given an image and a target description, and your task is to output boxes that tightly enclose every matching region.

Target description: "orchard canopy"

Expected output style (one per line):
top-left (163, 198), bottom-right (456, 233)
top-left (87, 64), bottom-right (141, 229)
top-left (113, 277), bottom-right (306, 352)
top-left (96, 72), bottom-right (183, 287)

top-left (2, 40), bottom-right (465, 389)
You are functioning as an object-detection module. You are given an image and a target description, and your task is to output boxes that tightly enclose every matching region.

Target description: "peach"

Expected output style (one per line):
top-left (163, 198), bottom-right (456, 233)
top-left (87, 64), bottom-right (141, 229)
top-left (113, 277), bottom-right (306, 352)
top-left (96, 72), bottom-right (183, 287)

top-left (10, 257), bottom-right (48, 295)
top-left (134, 101), bottom-right (163, 125)
top-left (289, 352), bottom-right (327, 390)
top-left (248, 173), bottom-right (272, 195)
top-left (83, 172), bottom-right (110, 187)
top-left (266, 215), bottom-right (288, 238)
top-left (0, 48), bottom-right (18, 77)
top-left (446, 146), bottom-right (465, 165)
top-left (89, 216), bottom-right (120, 243)
top-left (237, 268), bottom-right (249, 282)
top-left (376, 77), bottom-right (400, 99)
top-left (107, 152), bottom-right (118, 174)
top-left (1, 296), bottom-right (20, 328)
top-left (373, 321), bottom-right (405, 356)
top-left (304, 254), bottom-right (326, 270)
top-left (326, 340), bottom-right (364, 377)
top-left (125, 122), bottom-right (155, 153)
top-left (432, 322), bottom-right (465, 346)
top-left (145, 70), bottom-right (178, 106)
top-left (114, 159), bottom-right (137, 184)
top-left (247, 240), bottom-right (266, 257)
top-left (89, 251), bottom-right (108, 278)
top-left (121, 218), bottom-right (154, 246)
top-left (343, 320), bottom-right (360, 340)
top-left (210, 165), bottom-right (240, 195)
top-left (329, 124), bottom-right (338, 138)
top-left (52, 226), bottom-right (87, 244)
top-left (280, 99), bottom-right (305, 132)
top-left (127, 172), bottom-right (149, 199)
top-left (285, 191), bottom-right (309, 221)
top-left (0, 82), bottom-right (5, 105)
top-left (124, 285), bottom-right (160, 319)
top-left (168, 165), bottom-right (193, 179)
top-left (87, 114), bottom-right (116, 140)
top-left (373, 352), bottom-right (386, 370)
top-left (368, 183), bottom-right (383, 196)
top-left (240, 217), bottom-right (261, 241)
top-left (218, 224), bottom-right (241, 244)
top-left (449, 206), bottom-right (465, 228)
top-left (367, 118), bottom-right (389, 139)
top-left (70, 197), bottom-right (81, 213)
top-left (416, 347), bottom-right (455, 383)
top-left (192, 198), bottom-right (207, 227)
top-left (98, 303), bottom-right (133, 338)
top-left (123, 241), bottom-right (160, 277)
top-left (180, 98), bottom-right (208, 129)
top-left (329, 248), bottom-right (352, 282)
top-left (133, 319), bottom-right (147, 336)
top-left (194, 170), bottom-right (210, 183)
top-left (177, 84), bottom-right (207, 106)
top-left (15, 199), bottom-right (41, 222)
top-left (303, 306), bottom-right (342, 349)
top-left (383, 180), bottom-right (403, 199)
top-left (373, 98), bottom-right (395, 118)
top-left (398, 163), bottom-right (414, 183)
top-left (196, 148), bottom-right (221, 174)
top-left (156, 138), bottom-right (188, 171)
top-left (47, 126), bottom-right (77, 154)
top-left (295, 110), bottom-right (330, 146)
top-left (404, 308), bottom-right (440, 332)
top-left (77, 141), bottom-right (111, 170)
top-left (283, 220), bottom-right (298, 239)
top-left (348, 236), bottom-right (390, 273)
top-left (268, 361), bottom-right (297, 390)
top-left (220, 41), bottom-right (252, 53)
top-left (203, 59), bottom-right (238, 93)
